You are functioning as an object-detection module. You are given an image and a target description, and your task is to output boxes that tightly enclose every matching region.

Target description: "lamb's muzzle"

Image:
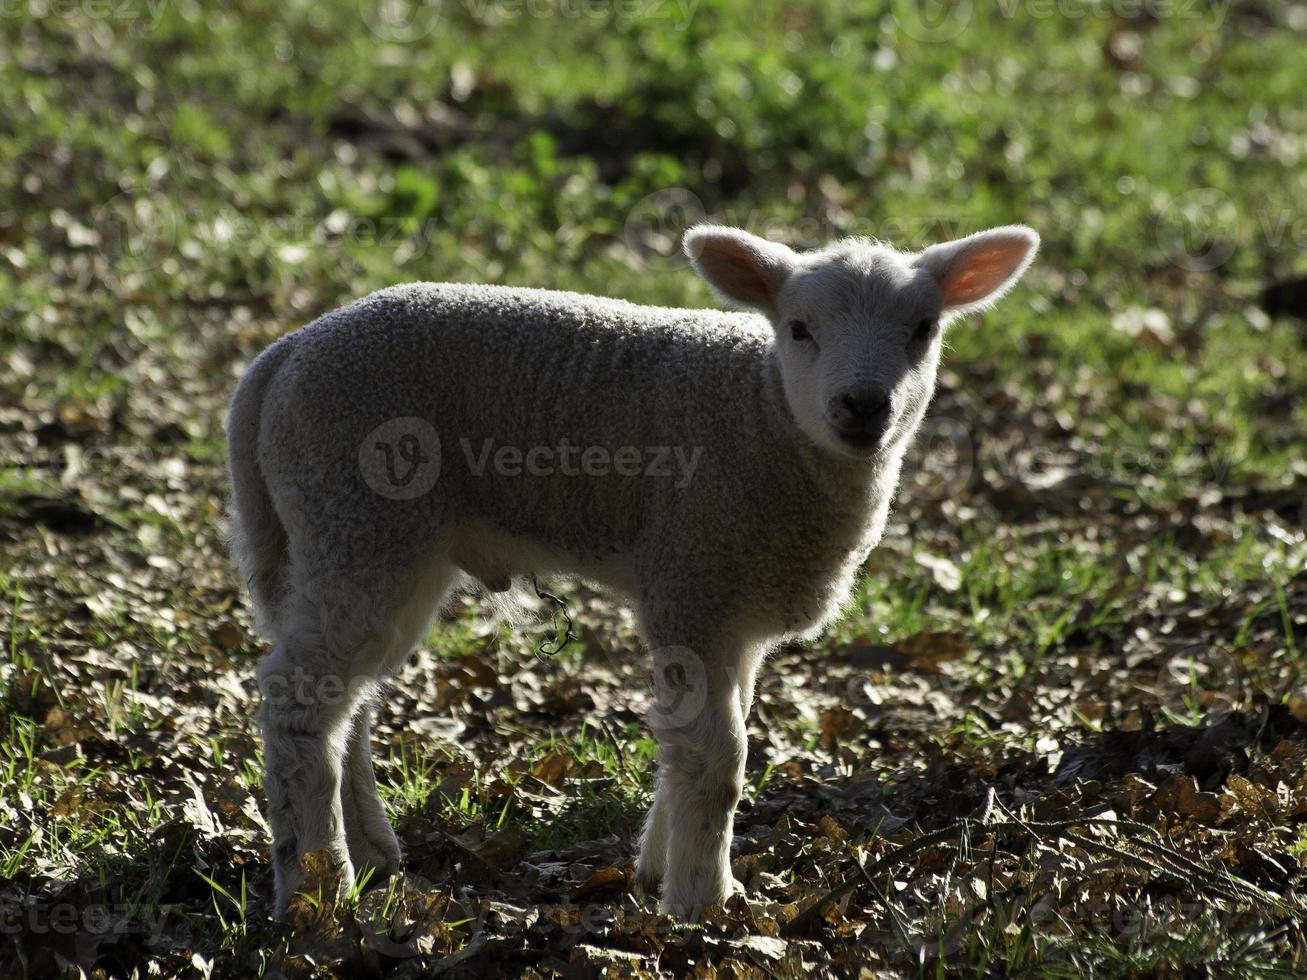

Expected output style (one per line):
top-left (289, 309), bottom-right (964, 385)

top-left (226, 222), bottom-right (1039, 919)
top-left (829, 386), bottom-right (892, 448)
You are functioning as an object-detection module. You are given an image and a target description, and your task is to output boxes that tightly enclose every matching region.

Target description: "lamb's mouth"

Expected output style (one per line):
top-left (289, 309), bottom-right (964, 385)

top-left (829, 422), bottom-right (891, 455)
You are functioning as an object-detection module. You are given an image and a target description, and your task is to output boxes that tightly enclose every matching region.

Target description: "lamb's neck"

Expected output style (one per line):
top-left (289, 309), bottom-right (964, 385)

top-left (756, 346), bottom-right (897, 511)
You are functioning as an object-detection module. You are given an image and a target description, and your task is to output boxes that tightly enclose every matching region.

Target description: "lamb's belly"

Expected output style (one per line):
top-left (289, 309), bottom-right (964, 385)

top-left (448, 518), bottom-right (638, 597)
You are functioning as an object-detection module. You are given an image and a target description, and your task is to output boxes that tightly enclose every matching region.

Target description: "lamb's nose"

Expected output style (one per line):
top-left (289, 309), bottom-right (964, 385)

top-left (840, 389), bottom-right (889, 425)
top-left (830, 387), bottom-right (891, 445)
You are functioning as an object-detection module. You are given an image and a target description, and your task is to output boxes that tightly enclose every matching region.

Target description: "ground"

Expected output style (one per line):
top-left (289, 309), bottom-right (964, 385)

top-left (1, 2), bottom-right (1306, 977)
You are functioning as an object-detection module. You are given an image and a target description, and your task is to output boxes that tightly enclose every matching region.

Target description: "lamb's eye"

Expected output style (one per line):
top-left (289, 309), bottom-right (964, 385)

top-left (912, 319), bottom-right (938, 345)
top-left (789, 320), bottom-right (811, 342)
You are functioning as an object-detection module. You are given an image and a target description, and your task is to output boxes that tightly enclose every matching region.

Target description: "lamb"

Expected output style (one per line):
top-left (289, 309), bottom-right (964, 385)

top-left (226, 222), bottom-right (1039, 918)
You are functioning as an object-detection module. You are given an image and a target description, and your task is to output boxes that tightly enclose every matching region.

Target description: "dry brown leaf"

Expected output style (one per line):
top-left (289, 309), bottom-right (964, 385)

top-left (1221, 773), bottom-right (1280, 822)
top-left (897, 630), bottom-right (969, 673)
top-left (1287, 691), bottom-right (1307, 725)
top-left (531, 749), bottom-right (572, 787)
top-left (816, 815), bottom-right (848, 844)
top-left (283, 848), bottom-right (346, 935)
top-left (209, 621), bottom-right (245, 651)
top-left (1154, 773), bottom-right (1221, 824)
top-left (819, 707), bottom-right (862, 749)
top-left (571, 865), bottom-right (629, 901)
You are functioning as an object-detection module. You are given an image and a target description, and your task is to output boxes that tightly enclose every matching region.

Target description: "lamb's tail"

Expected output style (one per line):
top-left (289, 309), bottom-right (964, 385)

top-left (226, 337), bottom-right (296, 636)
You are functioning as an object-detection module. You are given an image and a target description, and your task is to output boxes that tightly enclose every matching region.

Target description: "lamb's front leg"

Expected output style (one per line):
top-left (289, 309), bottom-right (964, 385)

top-left (642, 641), bottom-right (750, 918)
top-left (634, 784), bottom-right (668, 896)
top-left (636, 645), bottom-right (765, 896)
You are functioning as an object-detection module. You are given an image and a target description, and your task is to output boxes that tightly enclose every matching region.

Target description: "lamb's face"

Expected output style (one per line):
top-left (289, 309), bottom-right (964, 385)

top-left (684, 224), bottom-right (1040, 460)
top-left (770, 244), bottom-right (944, 458)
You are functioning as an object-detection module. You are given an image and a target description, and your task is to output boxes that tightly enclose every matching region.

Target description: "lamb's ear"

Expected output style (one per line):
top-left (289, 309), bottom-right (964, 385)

top-left (683, 225), bottom-right (796, 315)
top-left (915, 225), bottom-right (1039, 315)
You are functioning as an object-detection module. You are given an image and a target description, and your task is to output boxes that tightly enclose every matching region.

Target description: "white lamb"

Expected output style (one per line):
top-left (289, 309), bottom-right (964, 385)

top-left (226, 223), bottom-right (1039, 918)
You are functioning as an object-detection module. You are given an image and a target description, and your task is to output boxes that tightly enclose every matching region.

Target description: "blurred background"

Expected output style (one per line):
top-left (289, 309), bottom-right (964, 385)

top-left (2, 1), bottom-right (1305, 976)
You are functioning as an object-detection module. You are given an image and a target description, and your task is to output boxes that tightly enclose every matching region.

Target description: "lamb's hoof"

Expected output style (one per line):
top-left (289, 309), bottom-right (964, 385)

top-left (657, 876), bottom-right (739, 921)
top-left (347, 835), bottom-right (402, 889)
top-left (276, 847), bottom-right (355, 917)
top-left (633, 848), bottom-right (664, 900)
top-left (634, 868), bottom-right (661, 901)
top-left (658, 898), bottom-right (715, 922)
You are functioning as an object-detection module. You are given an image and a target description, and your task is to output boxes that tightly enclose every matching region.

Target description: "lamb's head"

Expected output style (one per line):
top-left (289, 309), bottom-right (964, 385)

top-left (684, 224), bottom-right (1039, 458)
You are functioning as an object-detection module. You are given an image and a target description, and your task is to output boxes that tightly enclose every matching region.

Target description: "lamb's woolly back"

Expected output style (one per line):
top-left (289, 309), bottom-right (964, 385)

top-left (344, 280), bottom-right (772, 344)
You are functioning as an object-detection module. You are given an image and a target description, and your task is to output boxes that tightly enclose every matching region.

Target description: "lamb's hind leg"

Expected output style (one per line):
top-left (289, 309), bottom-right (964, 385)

top-left (258, 622), bottom-right (359, 913)
top-left (341, 703), bottom-right (402, 882)
top-left (261, 558), bottom-right (454, 913)
top-left (335, 558), bottom-right (459, 894)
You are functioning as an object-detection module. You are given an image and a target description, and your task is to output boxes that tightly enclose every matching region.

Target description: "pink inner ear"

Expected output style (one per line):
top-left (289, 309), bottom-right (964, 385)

top-left (940, 239), bottom-right (1030, 308)
top-left (701, 238), bottom-right (774, 305)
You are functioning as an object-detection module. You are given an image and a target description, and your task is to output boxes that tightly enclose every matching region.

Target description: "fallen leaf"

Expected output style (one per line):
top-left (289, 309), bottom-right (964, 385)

top-left (531, 749), bottom-right (571, 788)
top-left (819, 707), bottom-right (862, 749)
top-left (897, 630), bottom-right (970, 673)
top-left (1154, 773), bottom-right (1221, 824)
top-left (571, 865), bottom-right (629, 900)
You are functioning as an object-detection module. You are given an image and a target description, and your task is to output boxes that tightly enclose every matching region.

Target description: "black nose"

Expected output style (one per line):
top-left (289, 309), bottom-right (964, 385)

top-left (841, 390), bottom-right (888, 423)
top-left (829, 387), bottom-right (891, 445)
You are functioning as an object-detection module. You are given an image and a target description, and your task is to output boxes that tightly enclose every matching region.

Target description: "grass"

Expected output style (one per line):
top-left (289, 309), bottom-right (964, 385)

top-left (0, 0), bottom-right (1305, 976)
